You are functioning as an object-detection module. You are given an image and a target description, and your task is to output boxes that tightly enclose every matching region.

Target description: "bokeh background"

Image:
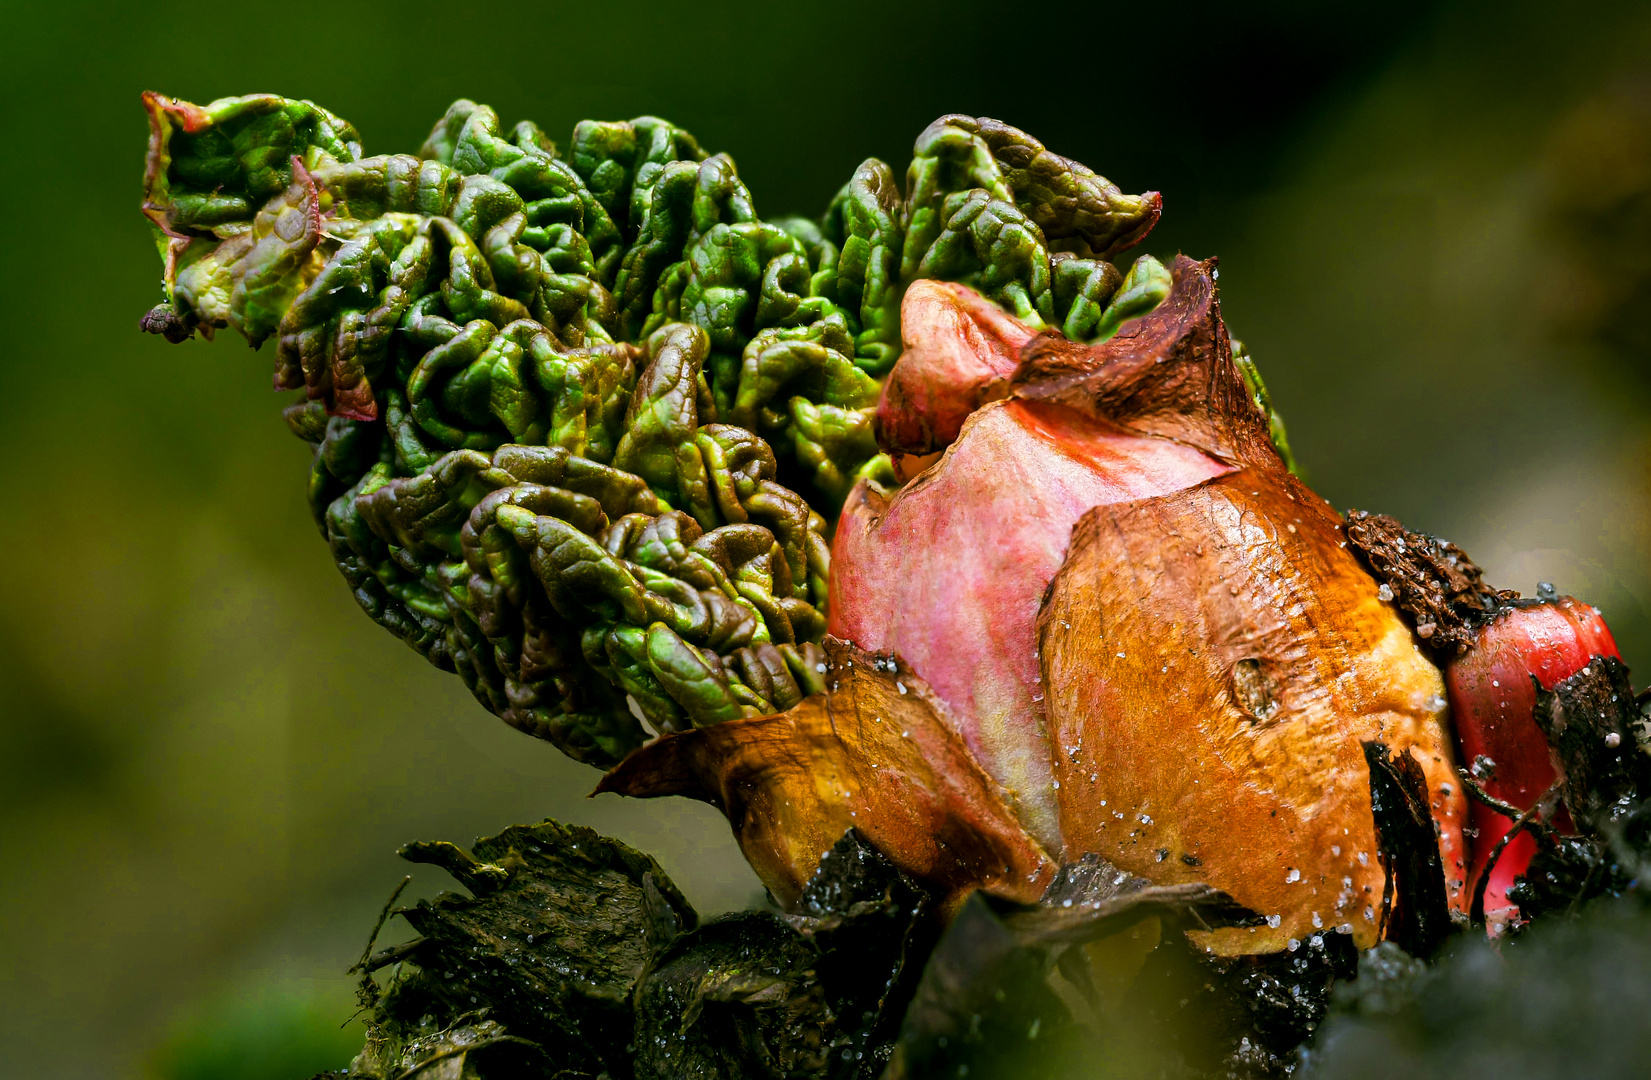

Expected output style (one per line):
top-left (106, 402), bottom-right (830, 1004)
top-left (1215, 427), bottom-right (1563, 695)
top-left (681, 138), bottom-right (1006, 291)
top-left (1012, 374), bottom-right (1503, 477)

top-left (3, 0), bottom-right (1649, 1075)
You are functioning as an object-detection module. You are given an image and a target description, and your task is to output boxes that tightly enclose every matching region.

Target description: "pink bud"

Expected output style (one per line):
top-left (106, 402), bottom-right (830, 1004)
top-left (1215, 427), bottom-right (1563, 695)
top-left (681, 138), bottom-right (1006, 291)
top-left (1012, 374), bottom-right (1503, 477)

top-left (1446, 597), bottom-right (1621, 922)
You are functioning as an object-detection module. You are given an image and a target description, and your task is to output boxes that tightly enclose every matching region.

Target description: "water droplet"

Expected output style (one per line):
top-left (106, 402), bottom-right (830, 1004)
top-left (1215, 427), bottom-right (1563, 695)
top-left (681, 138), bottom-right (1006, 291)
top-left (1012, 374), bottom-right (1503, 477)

top-left (1286, 868), bottom-right (1301, 883)
top-left (1377, 584), bottom-right (1394, 602)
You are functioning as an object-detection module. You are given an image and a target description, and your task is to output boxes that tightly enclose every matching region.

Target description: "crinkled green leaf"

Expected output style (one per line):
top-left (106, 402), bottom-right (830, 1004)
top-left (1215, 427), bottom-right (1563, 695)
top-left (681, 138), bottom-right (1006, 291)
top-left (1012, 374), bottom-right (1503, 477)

top-left (142, 91), bottom-right (361, 238)
top-left (140, 93), bottom-right (1229, 769)
top-left (1092, 252), bottom-right (1173, 342)
top-left (819, 158), bottom-right (906, 374)
top-left (912, 187), bottom-right (1055, 325)
top-left (970, 115), bottom-right (1162, 260)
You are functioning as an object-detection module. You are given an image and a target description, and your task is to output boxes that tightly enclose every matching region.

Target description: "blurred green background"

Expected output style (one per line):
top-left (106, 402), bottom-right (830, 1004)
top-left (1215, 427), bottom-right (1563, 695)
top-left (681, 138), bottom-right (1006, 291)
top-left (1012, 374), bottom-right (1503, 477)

top-left (2, 0), bottom-right (1648, 1075)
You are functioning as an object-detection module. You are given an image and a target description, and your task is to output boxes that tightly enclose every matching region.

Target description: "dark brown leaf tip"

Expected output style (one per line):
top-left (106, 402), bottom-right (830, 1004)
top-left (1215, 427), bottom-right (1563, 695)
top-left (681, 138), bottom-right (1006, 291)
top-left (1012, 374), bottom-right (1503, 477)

top-left (1008, 255), bottom-right (1277, 469)
top-left (1343, 510), bottom-right (1513, 656)
top-left (139, 302), bottom-right (195, 343)
top-left (597, 635), bottom-right (1055, 910)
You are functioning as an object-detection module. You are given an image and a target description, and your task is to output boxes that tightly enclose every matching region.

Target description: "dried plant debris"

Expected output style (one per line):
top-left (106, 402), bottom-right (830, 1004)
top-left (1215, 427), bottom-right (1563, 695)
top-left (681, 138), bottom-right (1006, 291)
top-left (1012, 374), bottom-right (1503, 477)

top-left (1342, 511), bottom-right (1512, 656)
top-left (341, 823), bottom-right (940, 1080)
top-left (632, 830), bottom-right (934, 1080)
top-left (631, 912), bottom-right (837, 1078)
top-left (1530, 656), bottom-right (1650, 830)
top-left (1362, 743), bottom-right (1454, 961)
top-left (347, 818), bottom-right (696, 1078)
top-left (1480, 657), bottom-right (1651, 926)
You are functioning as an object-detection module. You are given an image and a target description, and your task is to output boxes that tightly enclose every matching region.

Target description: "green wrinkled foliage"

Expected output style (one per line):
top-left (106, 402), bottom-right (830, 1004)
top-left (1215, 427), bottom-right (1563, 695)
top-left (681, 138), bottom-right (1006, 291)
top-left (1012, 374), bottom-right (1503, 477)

top-left (141, 93), bottom-right (1213, 766)
top-left (143, 93), bottom-right (362, 235)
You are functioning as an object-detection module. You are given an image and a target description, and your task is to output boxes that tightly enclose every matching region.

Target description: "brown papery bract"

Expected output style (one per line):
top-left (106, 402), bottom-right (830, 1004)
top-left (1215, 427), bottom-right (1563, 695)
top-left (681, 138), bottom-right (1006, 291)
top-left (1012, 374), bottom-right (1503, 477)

top-left (596, 637), bottom-right (1056, 910)
top-left (1039, 464), bottom-right (1466, 954)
